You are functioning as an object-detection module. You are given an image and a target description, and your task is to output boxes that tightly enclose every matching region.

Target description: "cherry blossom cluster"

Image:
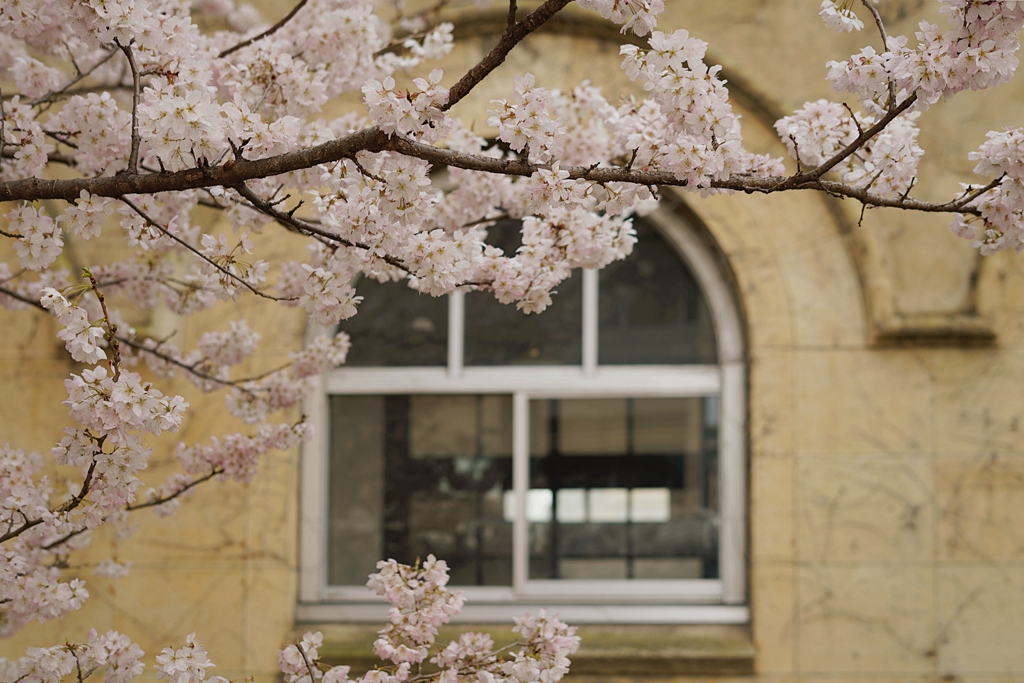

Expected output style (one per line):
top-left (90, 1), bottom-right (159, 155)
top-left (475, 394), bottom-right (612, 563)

top-left (280, 558), bottom-right (579, 683)
top-left (0, 628), bottom-right (145, 683)
top-left (364, 70), bottom-right (452, 143)
top-left (5, 204), bottom-right (62, 271)
top-left (952, 128), bottom-right (1024, 253)
top-left (489, 74), bottom-right (567, 163)
top-left (818, 0), bottom-right (866, 33)
top-left (2, 558), bottom-right (578, 683)
top-left (774, 100), bottom-right (923, 197)
top-left (156, 633), bottom-right (220, 683)
top-left (0, 444), bottom-right (88, 636)
top-left (619, 29), bottom-right (785, 188)
top-left (172, 420), bottom-right (311, 487)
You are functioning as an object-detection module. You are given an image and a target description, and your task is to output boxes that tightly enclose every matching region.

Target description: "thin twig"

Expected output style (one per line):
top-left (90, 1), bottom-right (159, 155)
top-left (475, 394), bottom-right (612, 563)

top-left (0, 284), bottom-right (39, 308)
top-left (2, 459), bottom-right (100, 545)
top-left (373, 27), bottom-right (438, 58)
top-left (114, 41), bottom-right (142, 174)
top-left (952, 173), bottom-right (1006, 209)
top-left (118, 196), bottom-right (292, 302)
top-left (772, 91), bottom-right (918, 191)
top-left (44, 467), bottom-right (226, 551)
top-left (0, 282), bottom-right (281, 392)
top-left (219, 0), bottom-right (311, 58)
top-left (118, 337), bottom-right (236, 389)
top-left (443, 0), bottom-right (572, 111)
top-left (842, 102), bottom-right (865, 137)
top-left (29, 48), bottom-right (119, 107)
top-left (859, 0), bottom-right (897, 108)
top-left (295, 635), bottom-right (321, 683)
top-left (126, 467), bottom-right (224, 511)
top-left (232, 182), bottom-right (415, 275)
top-left (85, 271), bottom-right (123, 381)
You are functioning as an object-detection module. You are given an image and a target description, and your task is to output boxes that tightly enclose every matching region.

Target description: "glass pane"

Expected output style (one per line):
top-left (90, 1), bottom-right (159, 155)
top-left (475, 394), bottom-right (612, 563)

top-left (524, 397), bottom-right (719, 580)
top-left (465, 220), bottom-right (582, 365)
top-left (599, 218), bottom-right (717, 364)
top-left (339, 277), bottom-right (447, 366)
top-left (328, 395), bottom-right (513, 586)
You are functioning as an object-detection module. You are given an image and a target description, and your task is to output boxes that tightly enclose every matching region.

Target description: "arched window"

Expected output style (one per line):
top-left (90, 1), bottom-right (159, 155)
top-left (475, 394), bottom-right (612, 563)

top-left (298, 206), bottom-right (747, 624)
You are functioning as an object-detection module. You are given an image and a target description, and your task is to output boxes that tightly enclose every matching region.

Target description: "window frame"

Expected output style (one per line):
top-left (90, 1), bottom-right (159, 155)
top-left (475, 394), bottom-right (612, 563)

top-left (297, 205), bottom-right (747, 624)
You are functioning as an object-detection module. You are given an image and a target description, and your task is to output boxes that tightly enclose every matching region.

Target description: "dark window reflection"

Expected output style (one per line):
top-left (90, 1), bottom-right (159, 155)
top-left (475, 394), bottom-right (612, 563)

top-left (465, 220), bottom-right (582, 366)
top-left (339, 277), bottom-right (447, 366)
top-left (328, 395), bottom-right (513, 586)
top-left (599, 219), bottom-right (717, 364)
top-left (525, 397), bottom-right (719, 580)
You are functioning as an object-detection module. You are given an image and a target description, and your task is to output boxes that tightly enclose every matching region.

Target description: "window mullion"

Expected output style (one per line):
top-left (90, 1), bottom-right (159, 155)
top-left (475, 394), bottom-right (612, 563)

top-left (512, 391), bottom-right (529, 593)
top-left (582, 269), bottom-right (598, 375)
top-left (448, 290), bottom-right (465, 377)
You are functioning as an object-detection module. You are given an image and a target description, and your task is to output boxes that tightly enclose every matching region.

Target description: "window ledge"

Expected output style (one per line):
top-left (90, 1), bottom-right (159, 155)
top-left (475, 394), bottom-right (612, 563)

top-left (299, 624), bottom-right (754, 677)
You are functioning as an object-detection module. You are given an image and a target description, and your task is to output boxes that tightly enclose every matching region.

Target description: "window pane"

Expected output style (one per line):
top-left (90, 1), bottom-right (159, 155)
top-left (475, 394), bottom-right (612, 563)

top-left (465, 220), bottom-right (582, 365)
top-left (339, 277), bottom-right (447, 366)
top-left (328, 395), bottom-right (513, 587)
top-left (599, 219), bottom-right (717, 364)
top-left (525, 397), bottom-right (719, 580)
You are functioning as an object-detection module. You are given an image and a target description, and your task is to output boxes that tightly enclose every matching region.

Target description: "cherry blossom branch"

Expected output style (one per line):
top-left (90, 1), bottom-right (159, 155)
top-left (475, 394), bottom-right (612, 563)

top-left (774, 91), bottom-right (919, 190)
top-left (384, 135), bottom-right (990, 216)
top-left (114, 41), bottom-right (142, 174)
top-left (443, 0), bottom-right (572, 110)
top-left (218, 0), bottom-right (310, 58)
top-left (0, 283), bottom-right (283, 393)
top-left (0, 284), bottom-right (41, 308)
top-left (28, 48), bottom-right (120, 107)
top-left (859, 0), bottom-right (896, 106)
top-left (84, 271), bottom-right (123, 380)
top-left (41, 466), bottom-right (226, 552)
top-left (1, 148), bottom-right (78, 166)
top-left (0, 514), bottom-right (44, 544)
top-left (115, 336), bottom-right (248, 391)
top-left (126, 467), bottom-right (224, 511)
top-left (0, 127), bottom-right (391, 201)
top-left (118, 196), bottom-right (292, 302)
top-left (293, 634), bottom-right (321, 683)
top-left (0, 460), bottom-right (97, 545)
top-left (0, 120), bottom-right (997, 222)
top-left (232, 182), bottom-right (417, 275)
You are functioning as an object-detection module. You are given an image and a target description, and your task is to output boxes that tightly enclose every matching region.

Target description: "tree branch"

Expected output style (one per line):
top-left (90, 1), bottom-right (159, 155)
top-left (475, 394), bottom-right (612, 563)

top-left (114, 41), bottom-right (142, 174)
top-left (233, 182), bottom-right (416, 275)
top-left (43, 467), bottom-right (226, 551)
top-left (859, 0), bottom-right (896, 107)
top-left (126, 467), bottom-right (224, 511)
top-left (218, 0), bottom-right (310, 58)
top-left (29, 48), bottom-right (120, 107)
top-left (443, 0), bottom-right (572, 111)
top-left (0, 283), bottom-right (276, 393)
top-left (118, 195), bottom-right (292, 302)
top-left (0, 127), bottom-right (392, 201)
top-left (84, 271), bottom-right (123, 380)
top-left (773, 91), bottom-right (919, 191)
top-left (2, 460), bottom-right (98, 545)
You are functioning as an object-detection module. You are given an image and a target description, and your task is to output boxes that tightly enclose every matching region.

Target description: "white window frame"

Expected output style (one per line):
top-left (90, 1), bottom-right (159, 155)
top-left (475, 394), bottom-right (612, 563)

top-left (297, 205), bottom-right (747, 624)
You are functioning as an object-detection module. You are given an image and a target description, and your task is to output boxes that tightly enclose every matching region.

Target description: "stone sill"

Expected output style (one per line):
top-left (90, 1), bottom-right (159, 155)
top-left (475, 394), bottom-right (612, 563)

top-left (300, 624), bottom-right (754, 677)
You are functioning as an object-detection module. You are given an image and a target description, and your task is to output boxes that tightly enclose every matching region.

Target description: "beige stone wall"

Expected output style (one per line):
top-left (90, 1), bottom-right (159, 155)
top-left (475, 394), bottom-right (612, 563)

top-left (5, 0), bottom-right (1024, 681)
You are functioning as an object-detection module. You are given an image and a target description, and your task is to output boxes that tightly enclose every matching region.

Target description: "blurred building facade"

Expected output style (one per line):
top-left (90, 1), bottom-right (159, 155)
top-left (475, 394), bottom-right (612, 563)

top-left (4, 0), bottom-right (1024, 681)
